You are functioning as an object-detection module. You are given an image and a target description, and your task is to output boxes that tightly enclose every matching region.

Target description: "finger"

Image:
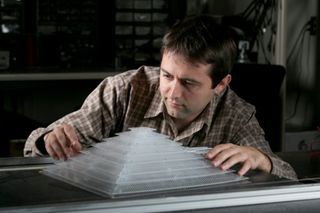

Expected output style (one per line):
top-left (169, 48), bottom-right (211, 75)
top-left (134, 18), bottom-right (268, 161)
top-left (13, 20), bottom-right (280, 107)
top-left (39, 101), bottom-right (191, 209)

top-left (53, 127), bottom-right (71, 150)
top-left (205, 143), bottom-right (234, 159)
top-left (71, 142), bottom-right (82, 153)
top-left (237, 160), bottom-right (251, 176)
top-left (220, 152), bottom-right (246, 171)
top-left (63, 124), bottom-right (79, 146)
top-left (54, 126), bottom-right (77, 159)
top-left (210, 146), bottom-right (240, 167)
top-left (47, 133), bottom-right (69, 160)
top-left (45, 139), bottom-right (58, 160)
top-left (63, 124), bottom-right (82, 153)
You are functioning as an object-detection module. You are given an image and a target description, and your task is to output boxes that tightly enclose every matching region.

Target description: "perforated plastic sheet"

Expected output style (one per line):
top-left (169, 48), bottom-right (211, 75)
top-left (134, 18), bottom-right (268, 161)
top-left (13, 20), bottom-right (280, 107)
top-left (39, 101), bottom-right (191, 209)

top-left (42, 127), bottom-right (248, 198)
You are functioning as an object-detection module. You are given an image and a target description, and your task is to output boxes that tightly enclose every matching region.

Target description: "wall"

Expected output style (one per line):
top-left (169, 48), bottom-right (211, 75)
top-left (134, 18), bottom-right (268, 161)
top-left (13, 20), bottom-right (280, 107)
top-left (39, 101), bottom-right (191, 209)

top-left (0, 76), bottom-right (104, 156)
top-left (201, 0), bottom-right (320, 150)
top-left (201, 1), bottom-right (319, 132)
top-left (285, 0), bottom-right (318, 131)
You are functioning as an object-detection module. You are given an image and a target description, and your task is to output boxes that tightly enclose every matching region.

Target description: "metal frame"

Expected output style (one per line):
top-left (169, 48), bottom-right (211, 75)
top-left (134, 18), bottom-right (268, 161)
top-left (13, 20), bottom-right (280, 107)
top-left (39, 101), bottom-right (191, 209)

top-left (2, 183), bottom-right (320, 213)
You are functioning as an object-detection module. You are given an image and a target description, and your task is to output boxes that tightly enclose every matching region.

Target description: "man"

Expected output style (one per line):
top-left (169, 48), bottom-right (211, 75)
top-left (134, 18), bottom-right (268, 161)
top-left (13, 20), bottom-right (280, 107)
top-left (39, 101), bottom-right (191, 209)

top-left (24, 15), bottom-right (297, 180)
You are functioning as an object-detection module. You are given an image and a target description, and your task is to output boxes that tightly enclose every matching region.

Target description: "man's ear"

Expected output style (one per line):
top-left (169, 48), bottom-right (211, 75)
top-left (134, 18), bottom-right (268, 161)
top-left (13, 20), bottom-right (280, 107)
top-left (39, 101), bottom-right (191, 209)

top-left (214, 74), bottom-right (232, 95)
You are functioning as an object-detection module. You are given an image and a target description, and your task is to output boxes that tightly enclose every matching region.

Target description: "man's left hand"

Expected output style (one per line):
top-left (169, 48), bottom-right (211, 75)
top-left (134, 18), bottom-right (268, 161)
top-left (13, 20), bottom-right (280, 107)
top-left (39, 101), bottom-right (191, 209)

top-left (205, 143), bottom-right (272, 176)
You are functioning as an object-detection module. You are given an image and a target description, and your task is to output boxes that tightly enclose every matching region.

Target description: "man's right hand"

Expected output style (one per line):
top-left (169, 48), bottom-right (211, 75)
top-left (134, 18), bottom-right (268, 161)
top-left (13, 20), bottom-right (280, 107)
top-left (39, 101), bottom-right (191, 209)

top-left (43, 124), bottom-right (82, 160)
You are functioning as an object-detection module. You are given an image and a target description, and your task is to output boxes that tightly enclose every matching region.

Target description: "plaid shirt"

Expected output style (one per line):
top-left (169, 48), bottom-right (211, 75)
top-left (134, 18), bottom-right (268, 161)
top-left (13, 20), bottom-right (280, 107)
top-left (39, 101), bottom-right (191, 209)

top-left (24, 66), bottom-right (297, 180)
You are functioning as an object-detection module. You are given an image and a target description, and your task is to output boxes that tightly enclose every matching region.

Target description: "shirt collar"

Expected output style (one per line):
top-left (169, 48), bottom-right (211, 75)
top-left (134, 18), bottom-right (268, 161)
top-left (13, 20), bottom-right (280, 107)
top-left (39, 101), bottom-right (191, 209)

top-left (144, 89), bottom-right (164, 119)
top-left (203, 87), bottom-right (227, 131)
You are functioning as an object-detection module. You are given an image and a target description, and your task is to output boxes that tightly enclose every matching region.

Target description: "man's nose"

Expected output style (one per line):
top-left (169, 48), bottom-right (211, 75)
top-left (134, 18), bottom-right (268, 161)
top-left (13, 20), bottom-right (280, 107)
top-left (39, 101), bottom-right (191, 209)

top-left (169, 80), bottom-right (183, 98)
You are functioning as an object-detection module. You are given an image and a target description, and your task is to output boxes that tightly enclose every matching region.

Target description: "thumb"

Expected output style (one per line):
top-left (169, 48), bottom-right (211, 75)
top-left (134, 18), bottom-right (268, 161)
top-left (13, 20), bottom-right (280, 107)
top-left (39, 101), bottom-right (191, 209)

top-left (71, 141), bottom-right (82, 153)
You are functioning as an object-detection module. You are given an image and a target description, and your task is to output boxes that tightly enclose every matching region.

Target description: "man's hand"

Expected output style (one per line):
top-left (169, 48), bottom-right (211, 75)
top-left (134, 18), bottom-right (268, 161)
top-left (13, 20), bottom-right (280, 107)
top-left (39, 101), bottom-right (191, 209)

top-left (205, 143), bottom-right (271, 176)
top-left (43, 124), bottom-right (82, 160)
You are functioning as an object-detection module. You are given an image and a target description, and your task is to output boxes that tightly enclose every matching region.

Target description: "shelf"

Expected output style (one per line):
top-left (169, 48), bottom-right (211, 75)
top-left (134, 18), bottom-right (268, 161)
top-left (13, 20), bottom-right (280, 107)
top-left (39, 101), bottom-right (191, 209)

top-left (0, 0), bottom-right (185, 71)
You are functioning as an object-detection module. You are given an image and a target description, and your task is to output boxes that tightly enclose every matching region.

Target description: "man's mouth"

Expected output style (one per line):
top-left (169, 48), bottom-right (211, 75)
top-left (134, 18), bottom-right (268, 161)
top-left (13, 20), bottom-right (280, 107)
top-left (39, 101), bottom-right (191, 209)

top-left (168, 100), bottom-right (183, 109)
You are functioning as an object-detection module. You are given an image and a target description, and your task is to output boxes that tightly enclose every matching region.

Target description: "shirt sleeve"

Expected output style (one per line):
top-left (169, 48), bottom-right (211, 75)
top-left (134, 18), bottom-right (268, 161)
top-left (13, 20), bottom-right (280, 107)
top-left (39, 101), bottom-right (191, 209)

top-left (23, 128), bottom-right (51, 157)
top-left (232, 112), bottom-right (297, 180)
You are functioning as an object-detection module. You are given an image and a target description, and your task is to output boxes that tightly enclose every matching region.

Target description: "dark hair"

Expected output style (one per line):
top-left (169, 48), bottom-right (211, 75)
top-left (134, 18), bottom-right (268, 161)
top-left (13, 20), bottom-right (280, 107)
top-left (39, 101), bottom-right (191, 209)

top-left (161, 15), bottom-right (237, 88)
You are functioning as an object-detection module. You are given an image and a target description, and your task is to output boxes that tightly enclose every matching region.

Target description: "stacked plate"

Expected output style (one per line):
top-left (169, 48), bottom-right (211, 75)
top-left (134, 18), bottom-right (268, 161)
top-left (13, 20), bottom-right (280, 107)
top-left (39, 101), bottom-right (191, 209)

top-left (42, 127), bottom-right (247, 198)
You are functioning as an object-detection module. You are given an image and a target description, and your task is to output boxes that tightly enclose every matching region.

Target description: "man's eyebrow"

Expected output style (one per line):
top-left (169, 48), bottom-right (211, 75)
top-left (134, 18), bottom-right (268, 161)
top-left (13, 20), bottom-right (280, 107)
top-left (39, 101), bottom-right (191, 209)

top-left (160, 68), bottom-right (170, 74)
top-left (182, 78), bottom-right (202, 85)
top-left (160, 68), bottom-right (201, 85)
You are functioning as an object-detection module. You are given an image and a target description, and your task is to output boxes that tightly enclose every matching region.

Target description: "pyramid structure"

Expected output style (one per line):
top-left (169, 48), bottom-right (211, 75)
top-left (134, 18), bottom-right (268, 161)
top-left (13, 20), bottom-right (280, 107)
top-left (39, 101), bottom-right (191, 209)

top-left (42, 127), bottom-right (247, 198)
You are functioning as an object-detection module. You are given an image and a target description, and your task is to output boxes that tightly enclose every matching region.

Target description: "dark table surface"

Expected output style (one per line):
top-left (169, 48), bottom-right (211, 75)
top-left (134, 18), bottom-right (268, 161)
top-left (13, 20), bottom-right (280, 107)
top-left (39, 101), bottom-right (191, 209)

top-left (1, 152), bottom-right (319, 212)
top-left (0, 156), bottom-right (297, 208)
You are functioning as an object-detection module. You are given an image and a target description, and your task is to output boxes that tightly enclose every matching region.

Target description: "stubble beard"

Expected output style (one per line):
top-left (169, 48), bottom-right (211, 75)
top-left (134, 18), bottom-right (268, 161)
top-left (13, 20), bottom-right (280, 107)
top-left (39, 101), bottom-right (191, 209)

top-left (165, 99), bottom-right (189, 120)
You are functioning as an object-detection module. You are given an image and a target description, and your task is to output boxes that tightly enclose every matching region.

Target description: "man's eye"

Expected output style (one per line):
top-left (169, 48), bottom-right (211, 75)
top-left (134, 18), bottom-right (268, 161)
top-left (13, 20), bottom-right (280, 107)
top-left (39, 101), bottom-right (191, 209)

top-left (162, 73), bottom-right (172, 79)
top-left (181, 80), bottom-right (195, 87)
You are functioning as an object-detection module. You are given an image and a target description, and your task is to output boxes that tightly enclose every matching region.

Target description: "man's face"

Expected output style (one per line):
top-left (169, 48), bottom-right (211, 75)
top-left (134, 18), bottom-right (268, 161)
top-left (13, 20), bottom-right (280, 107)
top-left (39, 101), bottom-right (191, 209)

top-left (159, 52), bottom-right (216, 124)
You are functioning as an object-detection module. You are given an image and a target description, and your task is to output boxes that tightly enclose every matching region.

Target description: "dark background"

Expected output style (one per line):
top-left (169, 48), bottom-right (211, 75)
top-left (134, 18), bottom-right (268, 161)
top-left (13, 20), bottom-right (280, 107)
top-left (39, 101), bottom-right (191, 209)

top-left (0, 0), bottom-right (319, 156)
